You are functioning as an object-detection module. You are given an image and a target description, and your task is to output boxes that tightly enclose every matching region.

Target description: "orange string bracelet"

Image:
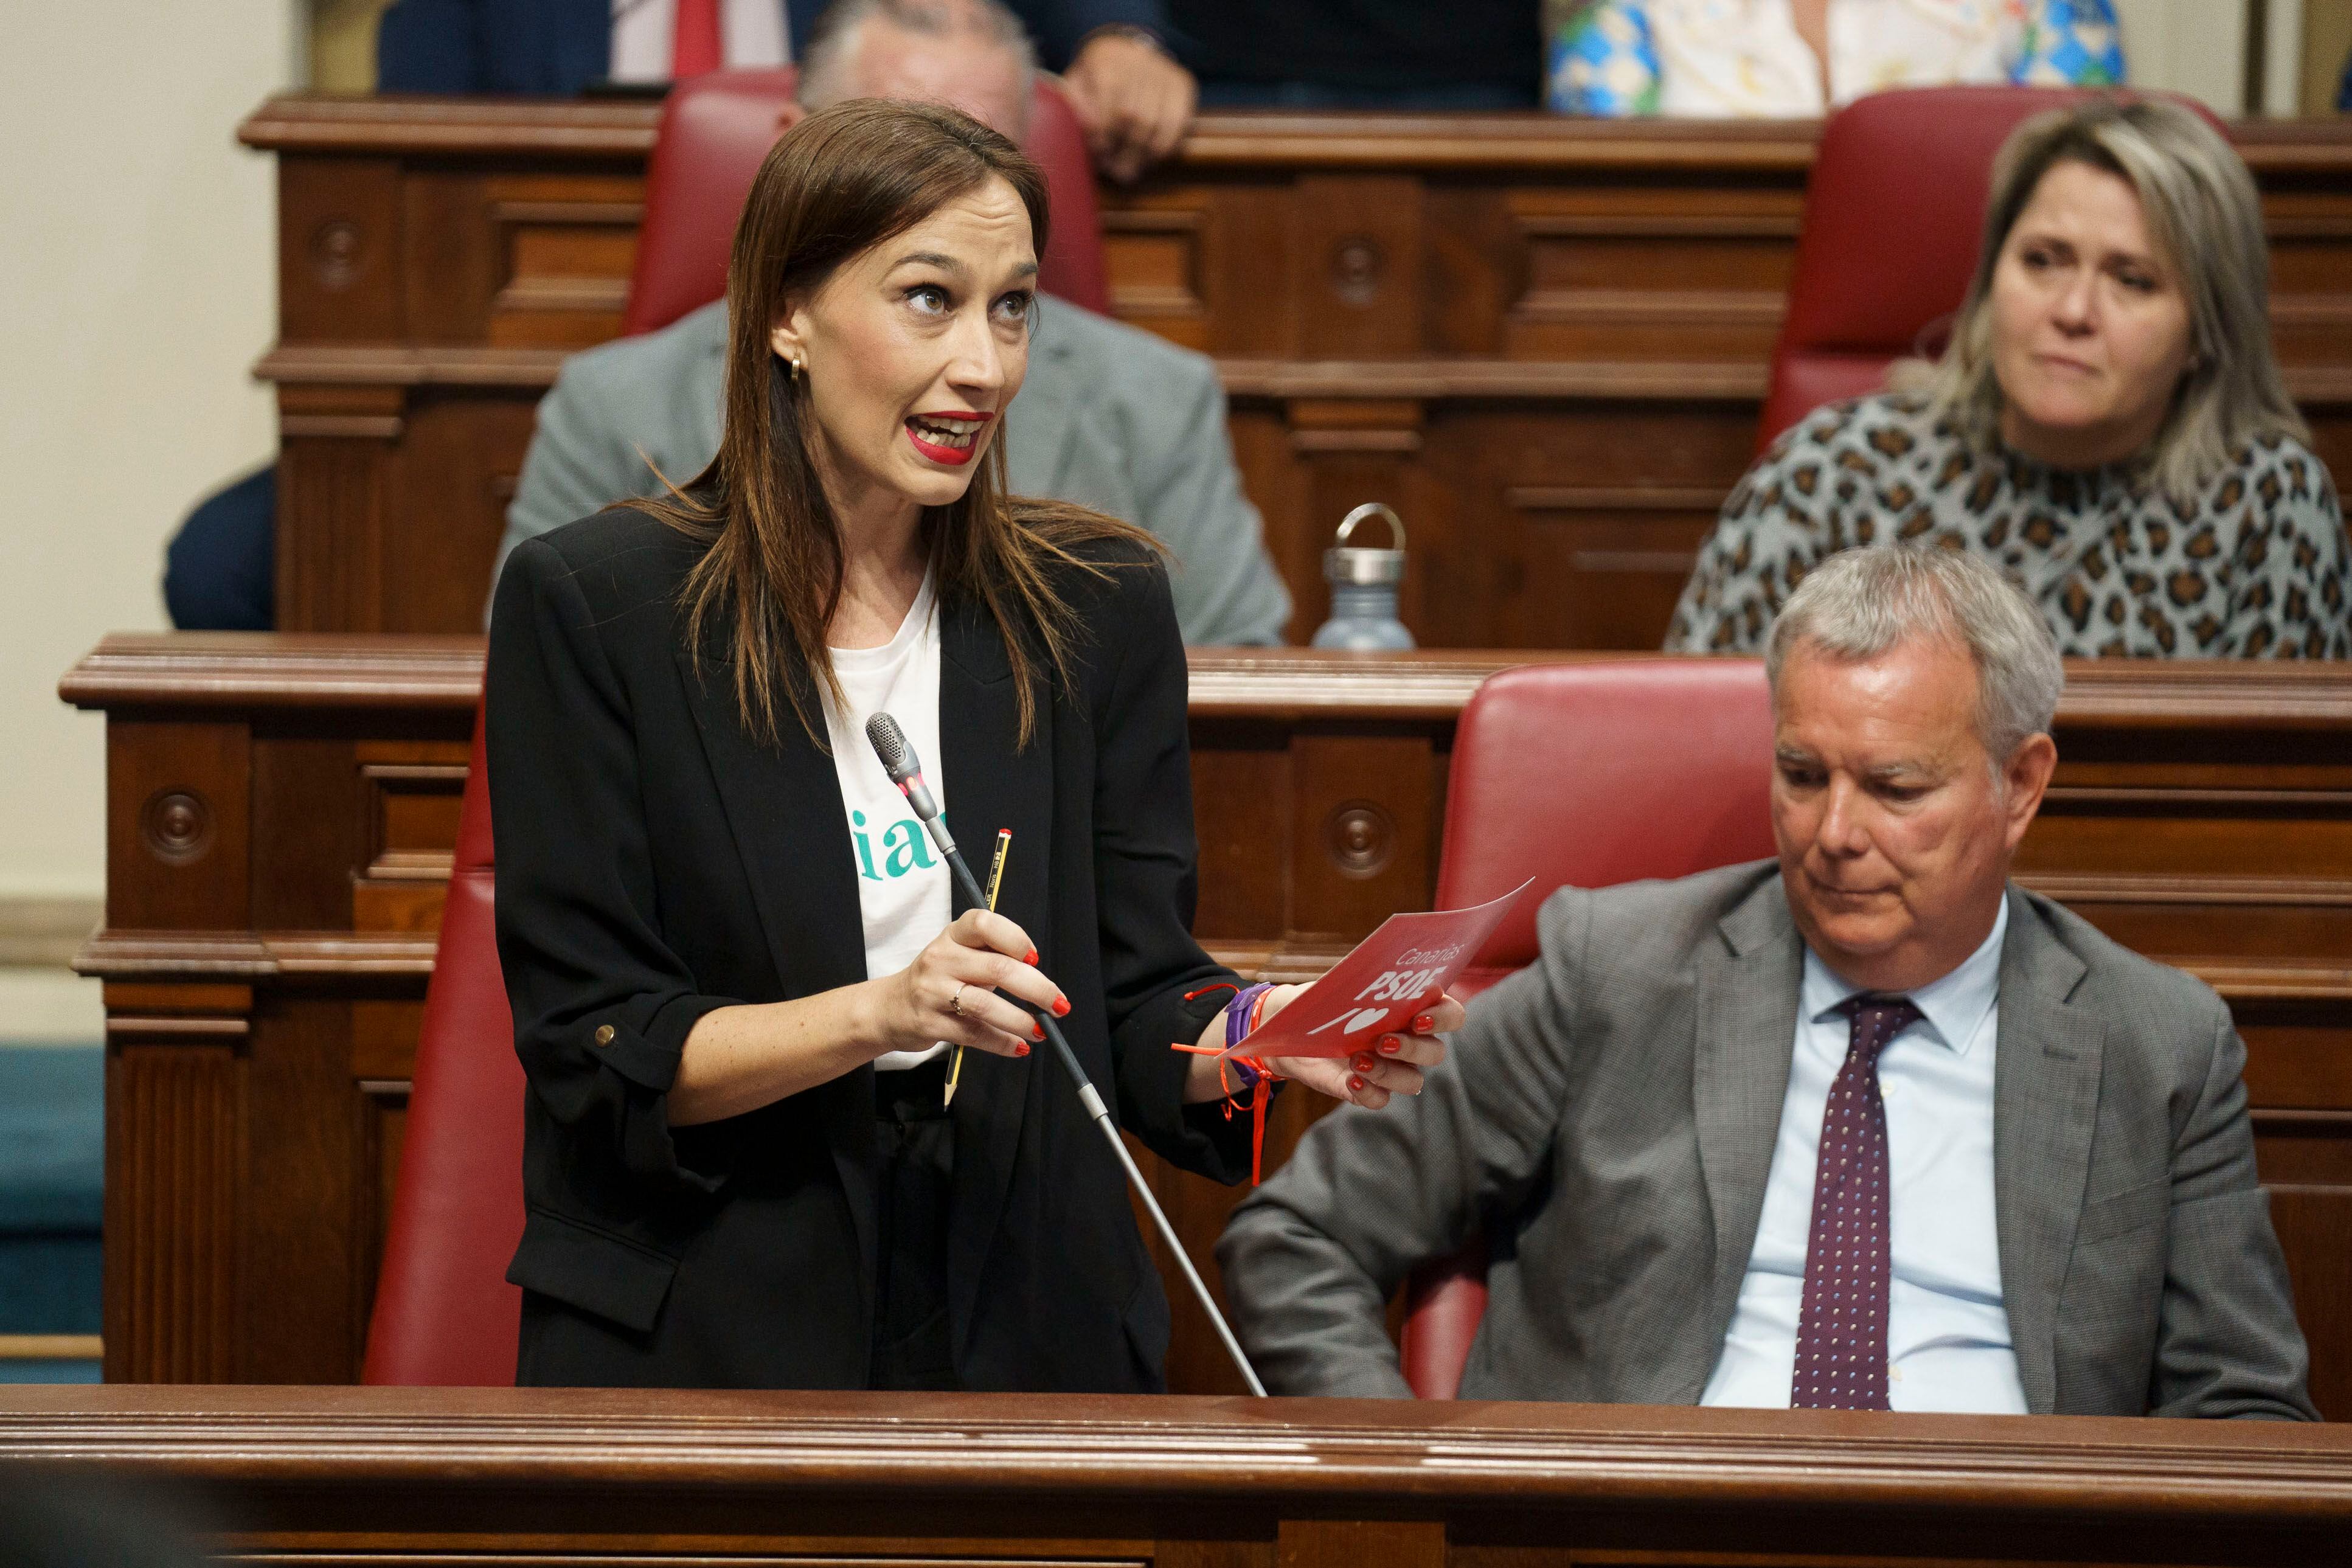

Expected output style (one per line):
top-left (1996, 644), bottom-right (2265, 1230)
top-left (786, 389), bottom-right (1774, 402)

top-left (1174, 982), bottom-right (1283, 1183)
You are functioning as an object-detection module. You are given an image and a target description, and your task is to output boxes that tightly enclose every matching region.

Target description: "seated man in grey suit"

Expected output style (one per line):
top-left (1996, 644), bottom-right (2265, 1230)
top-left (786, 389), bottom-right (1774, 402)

top-left (492, 0), bottom-right (1288, 646)
top-left (1223, 547), bottom-right (2314, 1418)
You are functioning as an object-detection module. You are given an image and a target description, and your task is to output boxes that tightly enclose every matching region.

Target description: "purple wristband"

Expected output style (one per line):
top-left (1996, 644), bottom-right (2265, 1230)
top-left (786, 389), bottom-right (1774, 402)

top-left (1224, 981), bottom-right (1277, 1088)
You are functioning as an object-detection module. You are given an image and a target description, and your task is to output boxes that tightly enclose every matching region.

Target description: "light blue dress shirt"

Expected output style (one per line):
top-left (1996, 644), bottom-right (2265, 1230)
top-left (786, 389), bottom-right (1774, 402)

top-left (1701, 898), bottom-right (2027, 1413)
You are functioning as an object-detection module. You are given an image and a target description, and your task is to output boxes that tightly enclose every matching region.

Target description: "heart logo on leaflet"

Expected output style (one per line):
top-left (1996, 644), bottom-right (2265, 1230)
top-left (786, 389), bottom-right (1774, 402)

top-left (1221, 879), bottom-right (1534, 1060)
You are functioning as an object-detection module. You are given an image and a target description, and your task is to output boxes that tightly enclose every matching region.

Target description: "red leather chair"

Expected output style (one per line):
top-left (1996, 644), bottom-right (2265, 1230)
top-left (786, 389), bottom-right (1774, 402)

top-left (622, 67), bottom-right (1109, 338)
top-left (1396, 659), bottom-right (1777, 1398)
top-left (361, 712), bottom-right (527, 1385)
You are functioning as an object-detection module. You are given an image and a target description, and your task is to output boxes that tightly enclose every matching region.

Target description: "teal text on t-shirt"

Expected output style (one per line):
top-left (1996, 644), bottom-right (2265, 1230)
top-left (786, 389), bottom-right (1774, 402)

top-left (850, 810), bottom-right (938, 881)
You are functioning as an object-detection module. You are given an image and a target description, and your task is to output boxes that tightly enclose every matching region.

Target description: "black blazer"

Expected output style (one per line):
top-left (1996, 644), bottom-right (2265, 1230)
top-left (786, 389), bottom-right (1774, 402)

top-left (486, 508), bottom-right (1251, 1390)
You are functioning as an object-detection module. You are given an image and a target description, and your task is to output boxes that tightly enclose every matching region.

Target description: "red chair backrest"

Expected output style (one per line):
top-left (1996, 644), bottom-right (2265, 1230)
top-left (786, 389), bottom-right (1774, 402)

top-left (1397, 659), bottom-right (1778, 1398)
top-left (622, 67), bottom-right (1109, 338)
top-left (361, 709), bottom-right (526, 1385)
top-left (1758, 85), bottom-right (2227, 456)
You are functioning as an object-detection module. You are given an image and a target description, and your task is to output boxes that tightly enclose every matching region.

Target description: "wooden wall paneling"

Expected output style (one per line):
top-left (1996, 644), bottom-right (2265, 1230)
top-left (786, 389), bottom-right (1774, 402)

top-left (2292, 382), bottom-right (2352, 504)
top-left (277, 157), bottom-right (403, 344)
top-left (277, 408), bottom-right (400, 633)
top-left (2270, 1175), bottom-right (2352, 1422)
top-left (481, 172), bottom-right (644, 350)
top-left (250, 734), bottom-right (365, 932)
top-left (401, 169), bottom-right (500, 344)
top-left (1224, 404), bottom-right (1315, 644)
top-left (1195, 184), bottom-right (1300, 356)
top-left (1100, 194), bottom-right (1213, 350)
top-left (1501, 184), bottom-right (1801, 363)
top-left (1505, 482), bottom-right (1724, 649)
top-left (1440, 398), bottom-right (1760, 650)
top-left (2261, 190), bottom-right (2352, 366)
top-left (1421, 184), bottom-right (1524, 355)
top-left (351, 996), bottom-right (426, 1370)
top-left (353, 741), bottom-right (470, 934)
top-left (239, 995), bottom-right (364, 1383)
top-left (2243, 989), bottom-right (2352, 1421)
top-left (1285, 732), bottom-right (1440, 942)
top-left (1188, 723), bottom-right (1291, 946)
top-left (104, 720), bottom-right (252, 932)
top-left (383, 391), bottom-right (539, 633)
top-left (103, 1030), bottom-right (246, 1384)
top-left (1293, 176), bottom-right (1426, 359)
top-left (1282, 1522), bottom-right (1441, 1568)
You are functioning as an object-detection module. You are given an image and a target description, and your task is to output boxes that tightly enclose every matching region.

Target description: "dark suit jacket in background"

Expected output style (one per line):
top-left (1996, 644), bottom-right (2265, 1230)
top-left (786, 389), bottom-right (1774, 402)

top-left (487, 507), bottom-right (1250, 1390)
top-left (1220, 862), bottom-right (2316, 1420)
top-left (376, 0), bottom-right (1148, 92)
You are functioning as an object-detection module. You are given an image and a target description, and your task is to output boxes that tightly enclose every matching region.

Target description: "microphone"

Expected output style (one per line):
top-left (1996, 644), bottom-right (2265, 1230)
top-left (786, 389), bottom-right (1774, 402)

top-left (865, 712), bottom-right (949, 842)
top-left (864, 711), bottom-right (1267, 1397)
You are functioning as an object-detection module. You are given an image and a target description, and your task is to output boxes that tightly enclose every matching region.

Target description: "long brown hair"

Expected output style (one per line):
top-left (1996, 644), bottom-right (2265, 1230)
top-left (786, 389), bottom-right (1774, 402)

top-left (642, 99), bottom-right (1150, 749)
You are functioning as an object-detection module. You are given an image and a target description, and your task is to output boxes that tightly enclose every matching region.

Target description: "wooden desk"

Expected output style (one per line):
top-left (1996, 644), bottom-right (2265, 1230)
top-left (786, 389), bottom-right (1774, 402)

top-left (237, 99), bottom-right (2352, 645)
top-left (5, 1387), bottom-right (2352, 1564)
top-left (60, 642), bottom-right (2352, 1414)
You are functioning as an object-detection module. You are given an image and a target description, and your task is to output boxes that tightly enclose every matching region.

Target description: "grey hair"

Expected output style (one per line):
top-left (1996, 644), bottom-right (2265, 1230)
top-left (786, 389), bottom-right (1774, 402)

top-left (1766, 547), bottom-right (2064, 767)
top-left (798, 0), bottom-right (1037, 131)
top-left (1916, 97), bottom-right (2306, 507)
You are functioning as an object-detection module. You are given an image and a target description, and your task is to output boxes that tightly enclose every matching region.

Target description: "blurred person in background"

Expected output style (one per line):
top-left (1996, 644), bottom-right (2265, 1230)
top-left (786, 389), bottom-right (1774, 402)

top-left (375, 0), bottom-right (1195, 179)
top-left (1157, 0), bottom-right (1542, 108)
top-left (1666, 97), bottom-right (2350, 659)
top-left (162, 0), bottom-right (1224, 633)
top-left (492, 0), bottom-right (1289, 646)
top-left (1550, 0), bottom-right (2125, 116)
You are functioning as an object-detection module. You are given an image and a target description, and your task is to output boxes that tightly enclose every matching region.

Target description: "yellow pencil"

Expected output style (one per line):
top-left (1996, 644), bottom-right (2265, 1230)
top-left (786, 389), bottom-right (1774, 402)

top-left (947, 829), bottom-right (1013, 1107)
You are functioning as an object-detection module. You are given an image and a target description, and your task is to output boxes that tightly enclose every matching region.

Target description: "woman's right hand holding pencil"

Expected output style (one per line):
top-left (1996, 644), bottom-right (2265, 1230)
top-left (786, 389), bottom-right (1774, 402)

top-left (874, 909), bottom-right (1066, 1063)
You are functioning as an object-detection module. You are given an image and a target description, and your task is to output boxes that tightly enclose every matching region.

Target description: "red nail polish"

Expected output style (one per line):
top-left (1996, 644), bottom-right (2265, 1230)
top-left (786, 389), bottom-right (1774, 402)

top-left (1052, 996), bottom-right (1070, 1018)
top-left (1414, 1013), bottom-right (1435, 1032)
top-left (1015, 1043), bottom-right (1030, 1057)
top-left (1032, 1021), bottom-right (1046, 1041)
top-left (1378, 1035), bottom-right (1403, 1055)
top-left (1347, 1074), bottom-right (1365, 1092)
top-left (1025, 948), bottom-right (1039, 966)
top-left (1352, 1053), bottom-right (1375, 1073)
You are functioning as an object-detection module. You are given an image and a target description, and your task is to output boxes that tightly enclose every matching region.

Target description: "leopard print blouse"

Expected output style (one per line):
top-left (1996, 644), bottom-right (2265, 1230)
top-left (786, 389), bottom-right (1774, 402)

top-left (1664, 393), bottom-right (2352, 659)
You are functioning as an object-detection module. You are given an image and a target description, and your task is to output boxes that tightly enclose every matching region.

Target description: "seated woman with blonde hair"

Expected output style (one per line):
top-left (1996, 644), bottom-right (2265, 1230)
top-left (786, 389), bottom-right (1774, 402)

top-left (1667, 97), bottom-right (2351, 659)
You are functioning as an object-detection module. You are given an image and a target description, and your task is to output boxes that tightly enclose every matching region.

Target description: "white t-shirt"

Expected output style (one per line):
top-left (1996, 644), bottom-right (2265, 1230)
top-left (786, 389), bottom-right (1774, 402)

top-left (820, 571), bottom-right (952, 1071)
top-left (608, 0), bottom-right (790, 82)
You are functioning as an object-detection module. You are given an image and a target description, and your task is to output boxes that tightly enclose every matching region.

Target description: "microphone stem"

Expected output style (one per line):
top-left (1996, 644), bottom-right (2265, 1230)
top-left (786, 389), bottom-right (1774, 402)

top-left (935, 838), bottom-right (1268, 1399)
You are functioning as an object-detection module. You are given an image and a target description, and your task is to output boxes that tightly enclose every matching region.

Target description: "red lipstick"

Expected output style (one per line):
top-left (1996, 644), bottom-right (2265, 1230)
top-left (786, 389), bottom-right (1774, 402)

top-left (904, 409), bottom-right (993, 467)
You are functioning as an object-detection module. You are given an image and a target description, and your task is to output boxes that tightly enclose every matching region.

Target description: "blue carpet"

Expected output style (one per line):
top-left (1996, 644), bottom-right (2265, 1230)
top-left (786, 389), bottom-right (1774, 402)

top-left (0, 1046), bottom-right (102, 1232)
top-left (0, 1358), bottom-right (100, 1384)
top-left (0, 1046), bottom-right (103, 1376)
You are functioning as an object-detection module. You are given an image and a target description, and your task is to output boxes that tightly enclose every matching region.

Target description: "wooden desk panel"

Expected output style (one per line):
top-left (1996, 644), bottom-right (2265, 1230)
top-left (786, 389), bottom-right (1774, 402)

top-left (238, 99), bottom-right (2352, 645)
top-left (61, 641), bottom-right (2352, 1416)
top-left (5, 1387), bottom-right (2352, 1565)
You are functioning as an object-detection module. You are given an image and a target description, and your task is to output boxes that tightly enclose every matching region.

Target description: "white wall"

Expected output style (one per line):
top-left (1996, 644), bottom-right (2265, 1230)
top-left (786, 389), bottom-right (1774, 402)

top-left (0, 2), bottom-right (300, 906)
top-left (2114, 0), bottom-right (2249, 113)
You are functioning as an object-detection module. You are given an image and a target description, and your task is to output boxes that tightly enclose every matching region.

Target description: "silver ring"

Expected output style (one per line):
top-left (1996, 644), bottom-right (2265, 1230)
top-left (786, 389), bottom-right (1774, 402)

top-left (949, 983), bottom-right (966, 1016)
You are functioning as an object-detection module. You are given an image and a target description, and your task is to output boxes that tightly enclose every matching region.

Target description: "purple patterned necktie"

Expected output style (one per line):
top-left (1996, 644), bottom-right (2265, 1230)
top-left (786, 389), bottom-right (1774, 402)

top-left (1791, 994), bottom-right (1923, 1411)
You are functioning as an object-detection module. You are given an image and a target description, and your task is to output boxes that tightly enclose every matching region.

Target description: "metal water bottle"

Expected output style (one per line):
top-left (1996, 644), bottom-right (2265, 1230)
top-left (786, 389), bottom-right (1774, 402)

top-left (1310, 503), bottom-right (1415, 651)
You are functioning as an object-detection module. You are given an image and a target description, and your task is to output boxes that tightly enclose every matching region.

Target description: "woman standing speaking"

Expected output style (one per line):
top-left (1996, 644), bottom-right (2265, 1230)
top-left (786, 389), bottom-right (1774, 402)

top-left (488, 100), bottom-right (1455, 1390)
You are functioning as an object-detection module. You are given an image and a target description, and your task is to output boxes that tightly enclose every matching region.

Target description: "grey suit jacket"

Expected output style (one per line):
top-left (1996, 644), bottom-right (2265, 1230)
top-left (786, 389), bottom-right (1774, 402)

top-left (492, 296), bottom-right (1291, 646)
top-left (1220, 861), bottom-right (2316, 1419)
